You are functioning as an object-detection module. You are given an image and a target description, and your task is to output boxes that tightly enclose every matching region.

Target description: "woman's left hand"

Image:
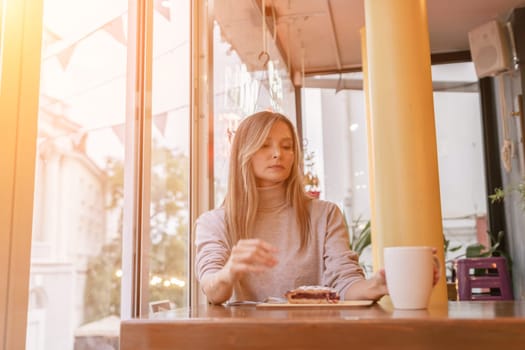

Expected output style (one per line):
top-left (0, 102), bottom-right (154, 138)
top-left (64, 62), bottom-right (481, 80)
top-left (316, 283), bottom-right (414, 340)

top-left (346, 248), bottom-right (441, 301)
top-left (430, 247), bottom-right (441, 286)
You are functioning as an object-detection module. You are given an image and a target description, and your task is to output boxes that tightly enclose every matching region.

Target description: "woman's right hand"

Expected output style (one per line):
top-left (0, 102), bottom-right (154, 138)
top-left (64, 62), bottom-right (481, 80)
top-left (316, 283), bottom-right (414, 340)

top-left (203, 238), bottom-right (278, 304)
top-left (224, 238), bottom-right (279, 283)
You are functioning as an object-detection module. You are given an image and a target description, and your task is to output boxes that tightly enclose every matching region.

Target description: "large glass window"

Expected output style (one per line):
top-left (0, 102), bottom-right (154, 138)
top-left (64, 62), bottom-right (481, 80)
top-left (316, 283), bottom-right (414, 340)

top-left (27, 1), bottom-right (192, 347)
top-left (28, 1), bottom-right (127, 349)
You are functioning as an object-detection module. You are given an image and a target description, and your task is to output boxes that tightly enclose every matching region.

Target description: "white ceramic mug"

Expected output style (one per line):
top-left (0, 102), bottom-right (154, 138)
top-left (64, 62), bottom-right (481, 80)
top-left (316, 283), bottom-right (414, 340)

top-left (384, 246), bottom-right (435, 310)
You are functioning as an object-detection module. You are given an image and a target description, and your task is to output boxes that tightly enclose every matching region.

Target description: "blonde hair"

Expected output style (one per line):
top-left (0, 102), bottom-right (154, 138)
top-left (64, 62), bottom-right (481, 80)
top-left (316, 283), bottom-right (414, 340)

top-left (224, 111), bottom-right (312, 250)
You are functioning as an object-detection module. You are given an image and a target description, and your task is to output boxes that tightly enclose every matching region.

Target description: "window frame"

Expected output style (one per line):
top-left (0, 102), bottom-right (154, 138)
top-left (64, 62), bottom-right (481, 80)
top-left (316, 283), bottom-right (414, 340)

top-left (121, 0), bottom-right (154, 319)
top-left (121, 0), bottom-right (214, 317)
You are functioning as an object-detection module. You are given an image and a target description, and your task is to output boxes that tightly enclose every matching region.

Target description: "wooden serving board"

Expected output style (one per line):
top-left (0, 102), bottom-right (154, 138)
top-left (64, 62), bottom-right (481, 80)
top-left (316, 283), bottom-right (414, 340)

top-left (256, 300), bottom-right (374, 308)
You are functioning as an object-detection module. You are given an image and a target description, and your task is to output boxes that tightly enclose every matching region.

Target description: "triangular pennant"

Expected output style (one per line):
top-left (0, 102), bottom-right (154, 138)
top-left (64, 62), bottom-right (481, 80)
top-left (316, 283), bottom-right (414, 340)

top-left (43, 27), bottom-right (62, 49)
top-left (154, 0), bottom-right (171, 21)
top-left (57, 43), bottom-right (77, 70)
top-left (112, 124), bottom-right (126, 145)
top-left (73, 132), bottom-right (88, 152)
top-left (153, 113), bottom-right (168, 135)
top-left (102, 15), bottom-right (127, 45)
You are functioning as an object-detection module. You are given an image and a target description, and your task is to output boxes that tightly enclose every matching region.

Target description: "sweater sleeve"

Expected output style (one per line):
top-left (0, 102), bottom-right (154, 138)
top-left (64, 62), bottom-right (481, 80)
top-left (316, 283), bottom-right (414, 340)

top-left (194, 210), bottom-right (231, 282)
top-left (321, 202), bottom-right (365, 299)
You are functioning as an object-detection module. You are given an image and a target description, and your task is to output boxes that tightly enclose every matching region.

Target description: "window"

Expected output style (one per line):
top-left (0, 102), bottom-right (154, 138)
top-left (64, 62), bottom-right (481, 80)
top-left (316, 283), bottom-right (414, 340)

top-left (146, 0), bottom-right (191, 312)
top-left (28, 1), bottom-right (193, 347)
top-left (28, 1), bottom-right (128, 349)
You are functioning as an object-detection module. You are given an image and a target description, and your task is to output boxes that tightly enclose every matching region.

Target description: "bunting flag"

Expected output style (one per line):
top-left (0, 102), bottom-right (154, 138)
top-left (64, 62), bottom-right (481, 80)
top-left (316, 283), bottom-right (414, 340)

top-left (111, 124), bottom-right (126, 145)
top-left (57, 43), bottom-right (77, 70)
top-left (43, 28), bottom-right (62, 50)
top-left (154, 112), bottom-right (168, 135)
top-left (45, 12), bottom-right (126, 67)
top-left (73, 132), bottom-right (88, 152)
top-left (155, 0), bottom-right (171, 21)
top-left (102, 15), bottom-right (127, 45)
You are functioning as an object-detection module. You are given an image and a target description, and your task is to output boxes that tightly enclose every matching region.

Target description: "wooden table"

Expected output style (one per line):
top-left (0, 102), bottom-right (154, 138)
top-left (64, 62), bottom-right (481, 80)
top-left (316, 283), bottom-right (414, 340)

top-left (120, 301), bottom-right (525, 350)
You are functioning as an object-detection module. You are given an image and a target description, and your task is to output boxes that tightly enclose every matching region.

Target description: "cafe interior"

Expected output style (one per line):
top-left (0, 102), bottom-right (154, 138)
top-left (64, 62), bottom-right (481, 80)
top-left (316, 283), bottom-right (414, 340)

top-left (2, 0), bottom-right (525, 349)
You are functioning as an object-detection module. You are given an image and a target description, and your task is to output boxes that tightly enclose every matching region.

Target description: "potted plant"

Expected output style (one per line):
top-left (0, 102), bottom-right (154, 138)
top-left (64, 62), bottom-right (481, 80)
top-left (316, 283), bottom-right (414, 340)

top-left (347, 218), bottom-right (372, 275)
top-left (489, 179), bottom-right (525, 208)
top-left (303, 143), bottom-right (320, 198)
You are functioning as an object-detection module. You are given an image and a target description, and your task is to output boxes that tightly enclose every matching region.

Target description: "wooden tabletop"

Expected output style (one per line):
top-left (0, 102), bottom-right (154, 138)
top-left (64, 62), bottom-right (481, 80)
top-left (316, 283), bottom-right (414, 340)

top-left (120, 301), bottom-right (525, 350)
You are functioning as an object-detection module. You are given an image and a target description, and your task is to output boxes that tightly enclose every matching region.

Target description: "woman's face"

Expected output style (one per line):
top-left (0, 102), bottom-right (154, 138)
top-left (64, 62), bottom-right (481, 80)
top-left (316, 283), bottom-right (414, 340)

top-left (251, 120), bottom-right (295, 187)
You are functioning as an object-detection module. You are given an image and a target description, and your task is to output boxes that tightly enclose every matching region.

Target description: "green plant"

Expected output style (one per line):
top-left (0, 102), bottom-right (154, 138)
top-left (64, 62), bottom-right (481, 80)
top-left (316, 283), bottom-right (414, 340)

top-left (346, 218), bottom-right (373, 275)
top-left (303, 142), bottom-right (320, 194)
top-left (443, 235), bottom-right (462, 280)
top-left (489, 179), bottom-right (525, 209)
top-left (351, 220), bottom-right (371, 256)
top-left (464, 230), bottom-right (504, 258)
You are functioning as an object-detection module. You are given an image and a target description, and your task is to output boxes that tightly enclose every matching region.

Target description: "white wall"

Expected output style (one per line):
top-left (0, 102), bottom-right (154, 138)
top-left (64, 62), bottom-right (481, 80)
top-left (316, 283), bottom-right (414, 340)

top-left (434, 91), bottom-right (487, 218)
top-left (320, 90), bottom-right (352, 211)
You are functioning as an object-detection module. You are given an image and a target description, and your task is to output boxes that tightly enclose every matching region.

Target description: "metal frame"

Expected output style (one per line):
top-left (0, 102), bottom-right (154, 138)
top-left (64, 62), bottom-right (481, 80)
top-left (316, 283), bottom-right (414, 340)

top-left (121, 0), bottom-right (153, 319)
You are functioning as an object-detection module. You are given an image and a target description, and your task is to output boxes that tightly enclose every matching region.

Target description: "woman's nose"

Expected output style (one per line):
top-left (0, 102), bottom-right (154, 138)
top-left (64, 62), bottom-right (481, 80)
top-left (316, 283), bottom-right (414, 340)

top-left (272, 147), bottom-right (280, 158)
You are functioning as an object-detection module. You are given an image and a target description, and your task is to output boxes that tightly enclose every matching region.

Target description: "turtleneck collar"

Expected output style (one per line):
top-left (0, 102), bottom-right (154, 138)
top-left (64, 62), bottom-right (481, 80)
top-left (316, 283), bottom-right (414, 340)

top-left (257, 183), bottom-right (288, 210)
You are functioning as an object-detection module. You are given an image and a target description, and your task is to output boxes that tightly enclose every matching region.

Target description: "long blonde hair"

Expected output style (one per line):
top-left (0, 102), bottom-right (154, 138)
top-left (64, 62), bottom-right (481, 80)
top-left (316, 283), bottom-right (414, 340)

top-left (224, 111), bottom-right (312, 250)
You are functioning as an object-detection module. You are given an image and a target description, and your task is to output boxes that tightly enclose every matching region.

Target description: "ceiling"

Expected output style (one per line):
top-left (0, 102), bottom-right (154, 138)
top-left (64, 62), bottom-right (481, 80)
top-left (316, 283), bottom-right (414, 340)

top-left (214, 0), bottom-right (525, 79)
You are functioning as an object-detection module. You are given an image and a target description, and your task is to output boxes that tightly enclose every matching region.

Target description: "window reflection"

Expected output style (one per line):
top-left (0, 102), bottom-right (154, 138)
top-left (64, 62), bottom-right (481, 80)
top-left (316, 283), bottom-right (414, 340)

top-left (212, 2), bottom-right (296, 206)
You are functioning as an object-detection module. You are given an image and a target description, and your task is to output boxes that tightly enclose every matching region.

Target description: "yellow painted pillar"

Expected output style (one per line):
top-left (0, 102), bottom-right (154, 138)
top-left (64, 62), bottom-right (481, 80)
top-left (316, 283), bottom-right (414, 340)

top-left (360, 28), bottom-right (381, 272)
top-left (364, 0), bottom-right (447, 304)
top-left (0, 0), bottom-right (43, 347)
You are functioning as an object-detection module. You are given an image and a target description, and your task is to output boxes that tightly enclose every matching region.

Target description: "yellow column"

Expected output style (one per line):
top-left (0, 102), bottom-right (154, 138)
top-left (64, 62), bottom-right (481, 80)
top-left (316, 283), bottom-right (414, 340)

top-left (0, 0), bottom-right (43, 347)
top-left (364, 0), bottom-right (447, 304)
top-left (360, 28), bottom-right (381, 272)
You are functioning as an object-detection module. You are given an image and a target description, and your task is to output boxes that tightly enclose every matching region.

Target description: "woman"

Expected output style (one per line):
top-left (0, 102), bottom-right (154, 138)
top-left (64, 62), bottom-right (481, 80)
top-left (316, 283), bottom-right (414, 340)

top-left (195, 111), bottom-right (388, 304)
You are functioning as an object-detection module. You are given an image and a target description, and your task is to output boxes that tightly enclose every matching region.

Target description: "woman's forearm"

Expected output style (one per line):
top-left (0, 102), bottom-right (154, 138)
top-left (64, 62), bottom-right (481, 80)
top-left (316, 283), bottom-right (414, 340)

top-left (201, 268), bottom-right (234, 304)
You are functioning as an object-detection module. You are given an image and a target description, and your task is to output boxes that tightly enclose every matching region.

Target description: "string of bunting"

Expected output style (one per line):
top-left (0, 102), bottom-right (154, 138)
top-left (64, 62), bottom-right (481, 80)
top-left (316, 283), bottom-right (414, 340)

top-left (46, 0), bottom-right (170, 70)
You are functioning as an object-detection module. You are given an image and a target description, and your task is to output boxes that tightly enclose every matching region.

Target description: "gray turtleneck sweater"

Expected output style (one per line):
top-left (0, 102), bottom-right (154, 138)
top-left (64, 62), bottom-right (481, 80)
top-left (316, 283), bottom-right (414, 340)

top-left (195, 184), bottom-right (365, 302)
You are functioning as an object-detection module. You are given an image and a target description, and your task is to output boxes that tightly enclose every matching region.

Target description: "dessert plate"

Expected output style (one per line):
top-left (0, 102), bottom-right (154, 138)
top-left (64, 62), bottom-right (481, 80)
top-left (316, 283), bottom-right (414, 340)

top-left (256, 300), bottom-right (374, 308)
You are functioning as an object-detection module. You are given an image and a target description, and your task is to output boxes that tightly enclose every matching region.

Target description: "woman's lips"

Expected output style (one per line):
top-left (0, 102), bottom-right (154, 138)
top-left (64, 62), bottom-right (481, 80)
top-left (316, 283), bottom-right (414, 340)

top-left (268, 165), bottom-right (284, 170)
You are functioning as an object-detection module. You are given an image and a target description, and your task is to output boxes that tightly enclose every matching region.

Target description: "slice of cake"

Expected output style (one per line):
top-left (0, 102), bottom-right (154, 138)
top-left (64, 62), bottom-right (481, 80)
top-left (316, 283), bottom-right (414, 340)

top-left (284, 285), bottom-right (340, 304)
